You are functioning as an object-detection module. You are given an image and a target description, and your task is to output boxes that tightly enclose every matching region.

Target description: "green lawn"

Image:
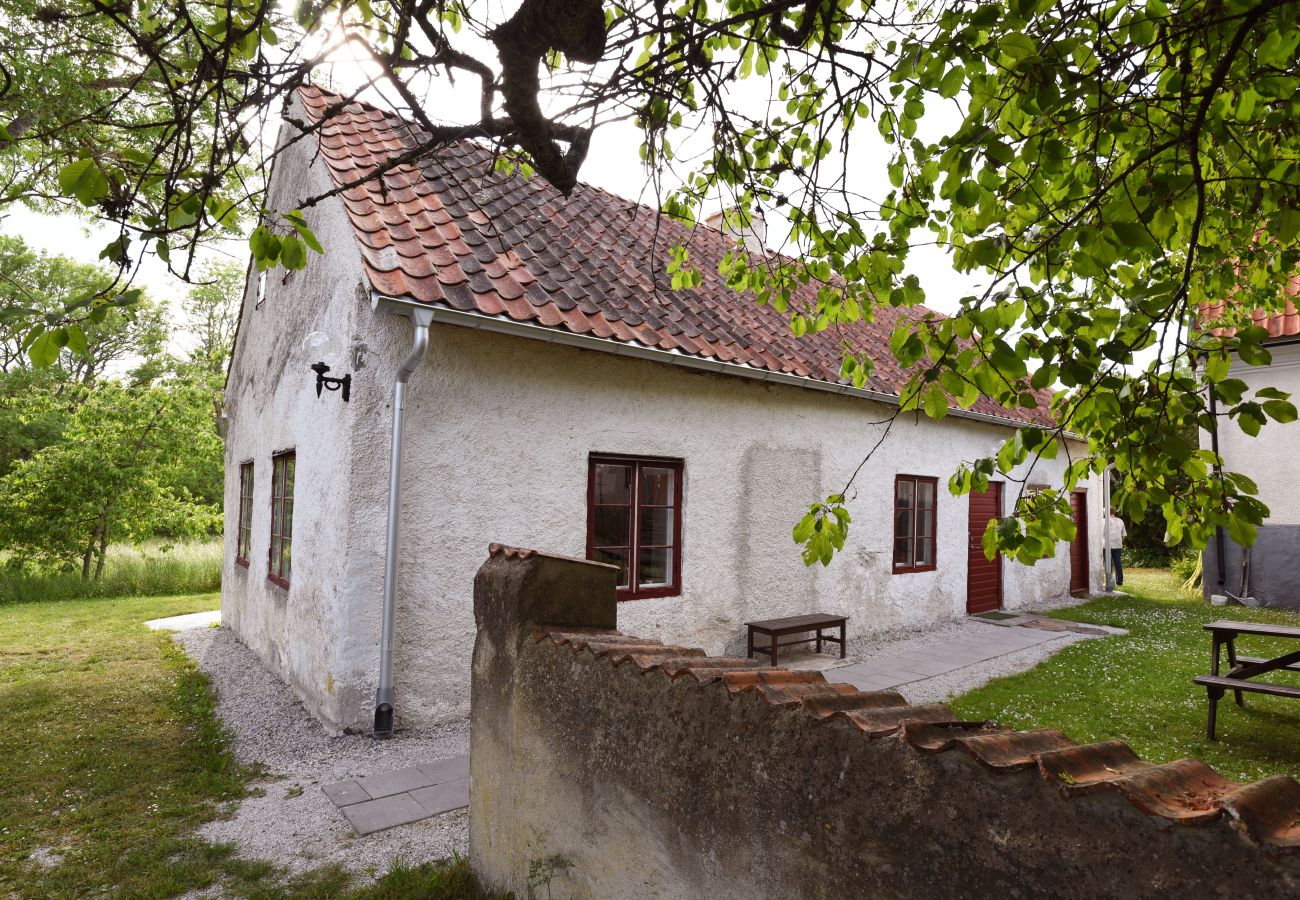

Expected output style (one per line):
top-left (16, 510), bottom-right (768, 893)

top-left (950, 568), bottom-right (1300, 784)
top-left (0, 592), bottom-right (501, 899)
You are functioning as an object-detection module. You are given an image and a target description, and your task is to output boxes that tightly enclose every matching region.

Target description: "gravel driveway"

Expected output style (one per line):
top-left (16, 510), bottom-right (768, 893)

top-left (177, 625), bottom-right (469, 878)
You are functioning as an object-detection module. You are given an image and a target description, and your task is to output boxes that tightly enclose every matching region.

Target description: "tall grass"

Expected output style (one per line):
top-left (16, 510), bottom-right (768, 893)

top-left (0, 540), bottom-right (222, 605)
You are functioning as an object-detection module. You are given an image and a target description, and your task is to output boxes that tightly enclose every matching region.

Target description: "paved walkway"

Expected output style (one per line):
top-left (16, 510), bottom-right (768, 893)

top-left (825, 617), bottom-right (1107, 694)
top-left (144, 609), bottom-right (221, 631)
top-left (323, 756), bottom-right (470, 835)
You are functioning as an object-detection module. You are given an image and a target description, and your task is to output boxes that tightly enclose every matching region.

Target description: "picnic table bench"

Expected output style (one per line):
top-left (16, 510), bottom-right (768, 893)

top-left (1194, 620), bottom-right (1300, 740)
top-left (746, 614), bottom-right (847, 668)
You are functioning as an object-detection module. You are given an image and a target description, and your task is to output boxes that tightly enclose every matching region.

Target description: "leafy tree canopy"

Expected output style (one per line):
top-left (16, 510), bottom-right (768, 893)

top-left (2, 0), bottom-right (1297, 562)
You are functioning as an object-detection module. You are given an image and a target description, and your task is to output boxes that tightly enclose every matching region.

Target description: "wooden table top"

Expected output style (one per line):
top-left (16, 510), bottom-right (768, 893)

top-left (1204, 620), bottom-right (1300, 639)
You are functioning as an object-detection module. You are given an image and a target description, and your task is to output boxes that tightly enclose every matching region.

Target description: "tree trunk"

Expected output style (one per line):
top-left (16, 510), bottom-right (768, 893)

top-left (81, 537), bottom-right (95, 581)
top-left (93, 525), bottom-right (109, 581)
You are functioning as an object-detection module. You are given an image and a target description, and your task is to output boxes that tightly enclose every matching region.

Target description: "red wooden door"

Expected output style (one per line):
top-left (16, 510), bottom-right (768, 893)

top-left (1070, 491), bottom-right (1089, 594)
top-left (967, 483), bottom-right (1003, 614)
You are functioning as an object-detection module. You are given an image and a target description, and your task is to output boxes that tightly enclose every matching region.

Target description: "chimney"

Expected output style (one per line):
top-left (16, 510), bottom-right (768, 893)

top-left (704, 208), bottom-right (766, 255)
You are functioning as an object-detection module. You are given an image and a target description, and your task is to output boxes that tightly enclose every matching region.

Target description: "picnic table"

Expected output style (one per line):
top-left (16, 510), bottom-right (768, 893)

top-left (1193, 620), bottom-right (1300, 740)
top-left (746, 614), bottom-right (847, 668)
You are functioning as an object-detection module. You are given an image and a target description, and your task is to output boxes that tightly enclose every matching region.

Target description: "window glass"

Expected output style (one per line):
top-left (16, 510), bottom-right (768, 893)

top-left (237, 462), bottom-right (254, 564)
top-left (593, 463), bottom-right (632, 504)
top-left (640, 467), bottom-right (675, 505)
top-left (594, 507), bottom-right (632, 547)
top-left (270, 452), bottom-right (295, 586)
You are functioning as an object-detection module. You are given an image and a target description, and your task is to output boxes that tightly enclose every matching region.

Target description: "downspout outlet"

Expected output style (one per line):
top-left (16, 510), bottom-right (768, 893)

top-left (373, 305), bottom-right (434, 738)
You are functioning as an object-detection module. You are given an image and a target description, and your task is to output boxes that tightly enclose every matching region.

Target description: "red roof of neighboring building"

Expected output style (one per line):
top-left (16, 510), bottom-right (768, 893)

top-left (1201, 275), bottom-right (1300, 339)
top-left (299, 85), bottom-right (1053, 426)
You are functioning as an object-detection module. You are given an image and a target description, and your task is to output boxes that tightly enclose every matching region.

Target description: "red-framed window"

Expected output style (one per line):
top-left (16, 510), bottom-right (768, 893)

top-left (268, 451), bottom-right (295, 588)
top-left (236, 461), bottom-right (254, 567)
top-left (893, 474), bottom-right (937, 573)
top-left (587, 455), bottom-right (683, 600)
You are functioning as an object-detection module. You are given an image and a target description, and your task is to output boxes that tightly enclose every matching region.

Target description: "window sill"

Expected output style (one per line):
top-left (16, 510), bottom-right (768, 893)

top-left (616, 587), bottom-right (681, 602)
top-left (892, 564), bottom-right (937, 575)
top-left (235, 558), bottom-right (250, 569)
top-left (267, 574), bottom-right (290, 591)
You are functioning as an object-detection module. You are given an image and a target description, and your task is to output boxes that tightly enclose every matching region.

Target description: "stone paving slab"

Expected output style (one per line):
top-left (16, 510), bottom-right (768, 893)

top-left (341, 793), bottom-right (431, 836)
top-left (411, 777), bottom-right (471, 816)
top-left (323, 755), bottom-right (470, 835)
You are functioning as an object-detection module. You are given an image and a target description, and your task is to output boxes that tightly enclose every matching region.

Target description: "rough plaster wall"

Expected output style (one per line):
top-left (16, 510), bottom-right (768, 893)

top-left (220, 96), bottom-right (372, 731)
top-left (367, 323), bottom-right (1105, 730)
top-left (1209, 344), bottom-right (1300, 525)
top-left (1198, 344), bottom-right (1300, 608)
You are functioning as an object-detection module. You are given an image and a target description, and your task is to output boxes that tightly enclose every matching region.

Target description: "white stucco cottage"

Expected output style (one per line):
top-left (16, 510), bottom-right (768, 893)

top-left (1199, 287), bottom-right (1300, 608)
top-left (221, 86), bottom-right (1105, 734)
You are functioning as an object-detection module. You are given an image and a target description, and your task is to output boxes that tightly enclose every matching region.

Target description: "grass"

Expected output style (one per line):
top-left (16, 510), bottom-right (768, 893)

top-left (0, 591), bottom-right (507, 899)
top-left (0, 540), bottom-right (223, 605)
top-left (950, 568), bottom-right (1300, 784)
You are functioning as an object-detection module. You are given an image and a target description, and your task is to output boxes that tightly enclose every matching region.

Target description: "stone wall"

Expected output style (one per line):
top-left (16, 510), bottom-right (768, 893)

top-left (470, 545), bottom-right (1300, 899)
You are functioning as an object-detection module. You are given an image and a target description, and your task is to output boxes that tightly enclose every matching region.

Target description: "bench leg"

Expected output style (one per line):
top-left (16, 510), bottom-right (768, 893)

top-left (1226, 639), bottom-right (1244, 706)
top-left (840, 622), bottom-right (846, 659)
top-left (747, 627), bottom-right (754, 661)
top-left (816, 629), bottom-right (823, 654)
top-left (1207, 686), bottom-right (1222, 741)
top-left (770, 632), bottom-right (779, 668)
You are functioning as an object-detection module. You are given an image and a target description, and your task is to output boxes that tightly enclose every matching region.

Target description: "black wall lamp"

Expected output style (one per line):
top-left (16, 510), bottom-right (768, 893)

top-left (303, 331), bottom-right (351, 402)
top-left (310, 362), bottom-right (351, 401)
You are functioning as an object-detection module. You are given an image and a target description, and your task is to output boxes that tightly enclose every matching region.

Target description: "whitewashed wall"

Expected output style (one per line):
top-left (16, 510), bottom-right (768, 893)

top-left (345, 322), bottom-right (1105, 731)
top-left (221, 99), bottom-right (378, 731)
top-left (1210, 343), bottom-right (1300, 524)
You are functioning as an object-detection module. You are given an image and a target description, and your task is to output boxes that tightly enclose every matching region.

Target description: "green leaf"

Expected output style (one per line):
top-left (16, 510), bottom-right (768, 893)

top-left (64, 325), bottom-right (87, 355)
top-left (57, 158), bottom-right (110, 206)
top-left (938, 66), bottom-right (964, 99)
top-left (1263, 400), bottom-right (1298, 424)
top-left (27, 328), bottom-right (63, 367)
top-left (279, 234), bottom-right (306, 270)
top-left (924, 387), bottom-right (948, 420)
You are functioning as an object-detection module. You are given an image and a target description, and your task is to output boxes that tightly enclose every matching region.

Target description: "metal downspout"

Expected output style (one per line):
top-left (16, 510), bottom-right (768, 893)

top-left (374, 306), bottom-right (434, 737)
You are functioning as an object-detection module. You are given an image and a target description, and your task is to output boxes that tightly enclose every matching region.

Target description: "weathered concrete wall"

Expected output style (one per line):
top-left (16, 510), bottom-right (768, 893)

top-left (1200, 343), bottom-right (1300, 608)
top-left (470, 546), bottom-right (1300, 899)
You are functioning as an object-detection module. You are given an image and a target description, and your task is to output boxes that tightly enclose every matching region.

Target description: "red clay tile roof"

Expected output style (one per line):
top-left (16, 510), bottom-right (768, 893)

top-left (299, 85), bottom-right (1053, 427)
top-left (1200, 275), bottom-right (1300, 340)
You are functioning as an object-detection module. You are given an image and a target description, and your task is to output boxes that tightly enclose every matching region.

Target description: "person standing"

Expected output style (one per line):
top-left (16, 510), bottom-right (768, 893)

top-left (1107, 510), bottom-right (1128, 587)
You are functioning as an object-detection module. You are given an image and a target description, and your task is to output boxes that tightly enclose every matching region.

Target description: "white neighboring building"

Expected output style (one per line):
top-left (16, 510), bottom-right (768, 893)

top-left (1200, 289), bottom-right (1300, 608)
top-left (220, 86), bottom-right (1105, 734)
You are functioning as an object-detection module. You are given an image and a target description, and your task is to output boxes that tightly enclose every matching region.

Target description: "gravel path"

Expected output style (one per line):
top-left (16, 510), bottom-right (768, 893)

top-left (177, 625), bottom-right (469, 878)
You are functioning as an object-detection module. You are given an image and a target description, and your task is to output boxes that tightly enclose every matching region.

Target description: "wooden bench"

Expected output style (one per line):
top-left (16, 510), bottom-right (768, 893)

top-left (746, 614), bottom-right (847, 668)
top-left (1195, 620), bottom-right (1300, 740)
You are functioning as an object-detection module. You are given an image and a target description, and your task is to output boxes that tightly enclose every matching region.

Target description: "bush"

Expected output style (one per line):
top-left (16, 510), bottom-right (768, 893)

top-left (0, 540), bottom-right (221, 604)
top-left (1170, 552), bottom-right (1200, 583)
